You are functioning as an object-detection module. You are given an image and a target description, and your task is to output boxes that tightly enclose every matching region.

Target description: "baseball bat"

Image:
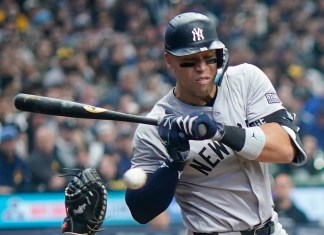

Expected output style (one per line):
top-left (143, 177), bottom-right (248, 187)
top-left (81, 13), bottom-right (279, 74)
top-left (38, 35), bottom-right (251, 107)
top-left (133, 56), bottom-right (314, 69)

top-left (14, 93), bottom-right (207, 137)
top-left (14, 93), bottom-right (159, 126)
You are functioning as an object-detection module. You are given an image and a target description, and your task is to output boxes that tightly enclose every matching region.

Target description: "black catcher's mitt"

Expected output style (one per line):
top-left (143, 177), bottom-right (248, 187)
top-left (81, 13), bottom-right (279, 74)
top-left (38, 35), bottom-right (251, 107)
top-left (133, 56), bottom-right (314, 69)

top-left (62, 168), bottom-right (107, 235)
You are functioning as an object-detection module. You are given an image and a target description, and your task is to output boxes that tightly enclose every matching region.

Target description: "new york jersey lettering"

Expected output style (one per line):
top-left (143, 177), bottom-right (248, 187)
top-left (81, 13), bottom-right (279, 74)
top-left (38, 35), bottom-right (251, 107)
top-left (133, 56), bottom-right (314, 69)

top-left (189, 142), bottom-right (230, 175)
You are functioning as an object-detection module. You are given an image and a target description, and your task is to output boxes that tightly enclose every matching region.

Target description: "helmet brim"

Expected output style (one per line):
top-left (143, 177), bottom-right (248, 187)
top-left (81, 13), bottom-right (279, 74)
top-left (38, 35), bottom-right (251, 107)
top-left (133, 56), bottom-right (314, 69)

top-left (165, 40), bottom-right (225, 57)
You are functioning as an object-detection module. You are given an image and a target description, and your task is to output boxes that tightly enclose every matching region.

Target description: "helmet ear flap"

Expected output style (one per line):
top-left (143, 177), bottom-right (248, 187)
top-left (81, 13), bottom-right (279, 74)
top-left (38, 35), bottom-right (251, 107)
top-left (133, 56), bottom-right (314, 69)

top-left (215, 48), bottom-right (229, 86)
top-left (216, 49), bottom-right (224, 69)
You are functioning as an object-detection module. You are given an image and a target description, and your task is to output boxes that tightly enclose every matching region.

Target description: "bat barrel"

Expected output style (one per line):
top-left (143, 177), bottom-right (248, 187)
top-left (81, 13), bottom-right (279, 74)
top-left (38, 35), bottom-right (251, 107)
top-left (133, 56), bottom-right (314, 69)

top-left (14, 93), bottom-right (159, 126)
top-left (15, 94), bottom-right (61, 115)
top-left (14, 93), bottom-right (86, 117)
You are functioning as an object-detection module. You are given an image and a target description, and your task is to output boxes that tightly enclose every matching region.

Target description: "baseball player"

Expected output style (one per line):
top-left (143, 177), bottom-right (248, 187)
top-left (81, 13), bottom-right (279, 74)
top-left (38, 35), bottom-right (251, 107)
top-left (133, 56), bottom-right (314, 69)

top-left (125, 12), bottom-right (307, 235)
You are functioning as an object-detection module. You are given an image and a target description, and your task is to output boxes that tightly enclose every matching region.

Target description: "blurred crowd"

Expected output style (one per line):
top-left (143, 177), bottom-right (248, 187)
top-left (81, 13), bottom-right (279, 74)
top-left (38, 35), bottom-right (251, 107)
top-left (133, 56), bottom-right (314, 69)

top-left (0, 0), bottom-right (323, 195)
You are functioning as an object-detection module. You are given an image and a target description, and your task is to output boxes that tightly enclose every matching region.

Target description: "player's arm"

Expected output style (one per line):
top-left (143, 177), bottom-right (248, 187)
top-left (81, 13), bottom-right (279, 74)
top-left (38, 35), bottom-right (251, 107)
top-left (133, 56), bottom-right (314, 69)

top-left (256, 122), bottom-right (295, 162)
top-left (222, 109), bottom-right (306, 164)
top-left (177, 109), bottom-right (307, 165)
top-left (125, 160), bottom-right (181, 224)
top-left (126, 110), bottom-right (188, 224)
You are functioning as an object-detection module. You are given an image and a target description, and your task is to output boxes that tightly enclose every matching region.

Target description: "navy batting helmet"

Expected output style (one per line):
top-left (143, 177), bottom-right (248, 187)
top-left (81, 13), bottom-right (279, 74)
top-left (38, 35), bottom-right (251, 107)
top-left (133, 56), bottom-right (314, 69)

top-left (165, 12), bottom-right (224, 57)
top-left (164, 12), bottom-right (228, 85)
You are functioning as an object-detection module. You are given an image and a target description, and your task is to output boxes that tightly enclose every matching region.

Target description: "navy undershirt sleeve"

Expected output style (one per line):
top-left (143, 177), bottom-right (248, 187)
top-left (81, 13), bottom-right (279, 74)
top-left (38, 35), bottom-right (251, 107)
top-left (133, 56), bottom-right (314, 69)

top-left (125, 162), bottom-right (181, 224)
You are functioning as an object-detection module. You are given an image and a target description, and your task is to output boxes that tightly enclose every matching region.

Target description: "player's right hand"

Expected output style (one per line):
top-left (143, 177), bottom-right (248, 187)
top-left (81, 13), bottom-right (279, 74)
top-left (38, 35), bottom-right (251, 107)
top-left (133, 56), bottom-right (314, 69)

top-left (158, 109), bottom-right (190, 163)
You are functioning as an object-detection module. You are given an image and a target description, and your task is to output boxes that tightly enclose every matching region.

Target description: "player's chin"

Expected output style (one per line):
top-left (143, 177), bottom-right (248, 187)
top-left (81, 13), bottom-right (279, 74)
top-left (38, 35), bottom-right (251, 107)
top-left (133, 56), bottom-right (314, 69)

top-left (194, 86), bottom-right (214, 99)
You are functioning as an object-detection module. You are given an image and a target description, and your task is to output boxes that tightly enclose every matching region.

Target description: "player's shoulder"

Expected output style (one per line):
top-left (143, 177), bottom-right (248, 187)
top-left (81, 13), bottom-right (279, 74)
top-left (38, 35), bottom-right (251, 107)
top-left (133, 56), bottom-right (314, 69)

top-left (226, 63), bottom-right (262, 77)
top-left (225, 63), bottom-right (268, 86)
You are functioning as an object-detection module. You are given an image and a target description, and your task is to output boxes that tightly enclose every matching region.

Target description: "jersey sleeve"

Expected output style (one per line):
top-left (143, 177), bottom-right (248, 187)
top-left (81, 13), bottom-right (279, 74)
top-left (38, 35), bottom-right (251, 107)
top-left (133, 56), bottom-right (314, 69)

top-left (242, 64), bottom-right (307, 165)
top-left (131, 114), bottom-right (169, 173)
top-left (243, 63), bottom-right (284, 122)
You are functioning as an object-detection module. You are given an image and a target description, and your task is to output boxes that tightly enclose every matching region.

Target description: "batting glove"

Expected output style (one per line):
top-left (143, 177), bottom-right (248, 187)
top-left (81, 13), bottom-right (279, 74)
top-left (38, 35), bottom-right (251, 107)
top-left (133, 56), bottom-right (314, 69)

top-left (176, 111), bottom-right (225, 141)
top-left (158, 109), bottom-right (190, 163)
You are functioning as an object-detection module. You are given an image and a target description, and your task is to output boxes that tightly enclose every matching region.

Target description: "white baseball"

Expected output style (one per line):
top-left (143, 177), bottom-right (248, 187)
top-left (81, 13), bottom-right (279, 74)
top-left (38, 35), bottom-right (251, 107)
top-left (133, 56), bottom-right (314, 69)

top-left (123, 168), bottom-right (147, 189)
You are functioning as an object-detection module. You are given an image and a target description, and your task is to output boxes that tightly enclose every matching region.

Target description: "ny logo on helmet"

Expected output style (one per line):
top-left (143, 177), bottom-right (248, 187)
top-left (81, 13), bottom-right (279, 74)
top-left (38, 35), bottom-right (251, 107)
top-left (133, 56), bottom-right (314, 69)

top-left (192, 28), bottom-right (204, 41)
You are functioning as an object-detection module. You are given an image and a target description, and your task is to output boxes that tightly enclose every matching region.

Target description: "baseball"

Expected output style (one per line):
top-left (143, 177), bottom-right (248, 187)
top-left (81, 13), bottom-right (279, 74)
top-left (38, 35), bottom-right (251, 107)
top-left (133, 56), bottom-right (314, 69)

top-left (123, 168), bottom-right (147, 189)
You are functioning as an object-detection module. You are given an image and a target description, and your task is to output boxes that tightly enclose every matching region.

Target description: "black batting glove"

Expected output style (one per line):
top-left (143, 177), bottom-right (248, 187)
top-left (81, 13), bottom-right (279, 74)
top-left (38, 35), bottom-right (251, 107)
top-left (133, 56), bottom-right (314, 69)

top-left (158, 109), bottom-right (190, 163)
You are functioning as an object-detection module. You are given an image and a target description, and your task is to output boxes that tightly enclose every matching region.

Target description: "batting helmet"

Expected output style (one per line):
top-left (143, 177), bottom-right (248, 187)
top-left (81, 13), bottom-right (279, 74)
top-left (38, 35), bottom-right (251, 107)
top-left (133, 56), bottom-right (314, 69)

top-left (165, 12), bottom-right (229, 86)
top-left (164, 12), bottom-right (225, 65)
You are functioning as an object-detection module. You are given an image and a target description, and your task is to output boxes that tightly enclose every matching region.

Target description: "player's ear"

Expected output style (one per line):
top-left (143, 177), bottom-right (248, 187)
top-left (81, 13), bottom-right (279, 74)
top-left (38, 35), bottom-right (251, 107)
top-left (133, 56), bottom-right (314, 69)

top-left (164, 52), bottom-right (173, 70)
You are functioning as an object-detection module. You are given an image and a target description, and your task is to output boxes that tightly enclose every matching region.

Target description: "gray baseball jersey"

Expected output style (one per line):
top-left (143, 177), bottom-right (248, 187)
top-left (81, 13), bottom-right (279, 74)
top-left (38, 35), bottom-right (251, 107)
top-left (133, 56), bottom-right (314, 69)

top-left (131, 63), bottom-right (307, 233)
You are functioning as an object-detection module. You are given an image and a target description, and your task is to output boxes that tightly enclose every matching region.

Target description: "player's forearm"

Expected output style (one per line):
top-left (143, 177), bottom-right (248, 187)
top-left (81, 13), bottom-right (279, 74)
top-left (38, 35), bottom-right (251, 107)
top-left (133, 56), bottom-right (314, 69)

top-left (125, 161), bottom-right (180, 224)
top-left (256, 123), bottom-right (295, 162)
top-left (219, 123), bottom-right (295, 163)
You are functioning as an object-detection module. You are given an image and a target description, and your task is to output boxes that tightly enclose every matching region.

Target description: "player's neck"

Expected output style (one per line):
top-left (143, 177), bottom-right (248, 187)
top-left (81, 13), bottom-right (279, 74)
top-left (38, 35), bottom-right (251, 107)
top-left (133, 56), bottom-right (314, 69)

top-left (173, 86), bottom-right (217, 106)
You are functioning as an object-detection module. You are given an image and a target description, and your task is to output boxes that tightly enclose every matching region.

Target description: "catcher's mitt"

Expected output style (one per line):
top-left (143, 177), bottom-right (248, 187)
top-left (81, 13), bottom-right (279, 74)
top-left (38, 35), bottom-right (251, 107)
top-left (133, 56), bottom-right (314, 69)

top-left (62, 167), bottom-right (107, 235)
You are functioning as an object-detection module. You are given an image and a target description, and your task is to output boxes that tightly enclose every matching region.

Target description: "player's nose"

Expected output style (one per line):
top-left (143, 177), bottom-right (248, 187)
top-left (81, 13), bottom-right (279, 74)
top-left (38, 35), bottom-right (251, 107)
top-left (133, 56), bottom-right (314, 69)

top-left (194, 59), bottom-right (208, 71)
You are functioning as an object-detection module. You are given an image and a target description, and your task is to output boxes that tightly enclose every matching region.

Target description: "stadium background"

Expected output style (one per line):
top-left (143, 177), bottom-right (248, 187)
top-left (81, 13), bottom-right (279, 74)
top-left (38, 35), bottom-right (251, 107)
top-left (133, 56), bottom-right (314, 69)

top-left (0, 0), bottom-right (323, 234)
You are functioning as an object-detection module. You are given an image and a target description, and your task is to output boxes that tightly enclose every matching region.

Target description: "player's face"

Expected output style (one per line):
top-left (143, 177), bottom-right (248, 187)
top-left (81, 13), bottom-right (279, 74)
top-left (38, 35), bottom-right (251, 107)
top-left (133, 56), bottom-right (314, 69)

top-left (165, 50), bottom-right (218, 106)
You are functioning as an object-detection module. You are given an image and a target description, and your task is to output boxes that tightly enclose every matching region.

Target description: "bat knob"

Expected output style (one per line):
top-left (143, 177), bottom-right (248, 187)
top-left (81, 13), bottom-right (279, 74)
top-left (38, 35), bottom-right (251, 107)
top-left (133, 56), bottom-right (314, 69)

top-left (198, 124), bottom-right (207, 137)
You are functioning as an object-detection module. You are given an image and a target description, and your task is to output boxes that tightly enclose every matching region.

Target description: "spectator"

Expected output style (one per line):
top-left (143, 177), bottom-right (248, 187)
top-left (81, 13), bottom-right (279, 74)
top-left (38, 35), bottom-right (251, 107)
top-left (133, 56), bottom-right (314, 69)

top-left (292, 135), bottom-right (324, 186)
top-left (88, 120), bottom-right (117, 167)
top-left (272, 134), bottom-right (324, 186)
top-left (0, 125), bottom-right (32, 194)
top-left (55, 119), bottom-right (80, 168)
top-left (300, 101), bottom-right (324, 150)
top-left (115, 129), bottom-right (133, 178)
top-left (301, 135), bottom-right (324, 177)
top-left (273, 173), bottom-right (310, 227)
top-left (28, 125), bottom-right (67, 192)
top-left (98, 152), bottom-right (125, 191)
top-left (42, 46), bottom-right (77, 87)
top-left (140, 73), bottom-right (172, 112)
top-left (74, 143), bottom-right (91, 169)
top-left (0, 95), bottom-right (12, 126)
top-left (25, 112), bottom-right (51, 153)
top-left (99, 64), bottom-right (143, 110)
